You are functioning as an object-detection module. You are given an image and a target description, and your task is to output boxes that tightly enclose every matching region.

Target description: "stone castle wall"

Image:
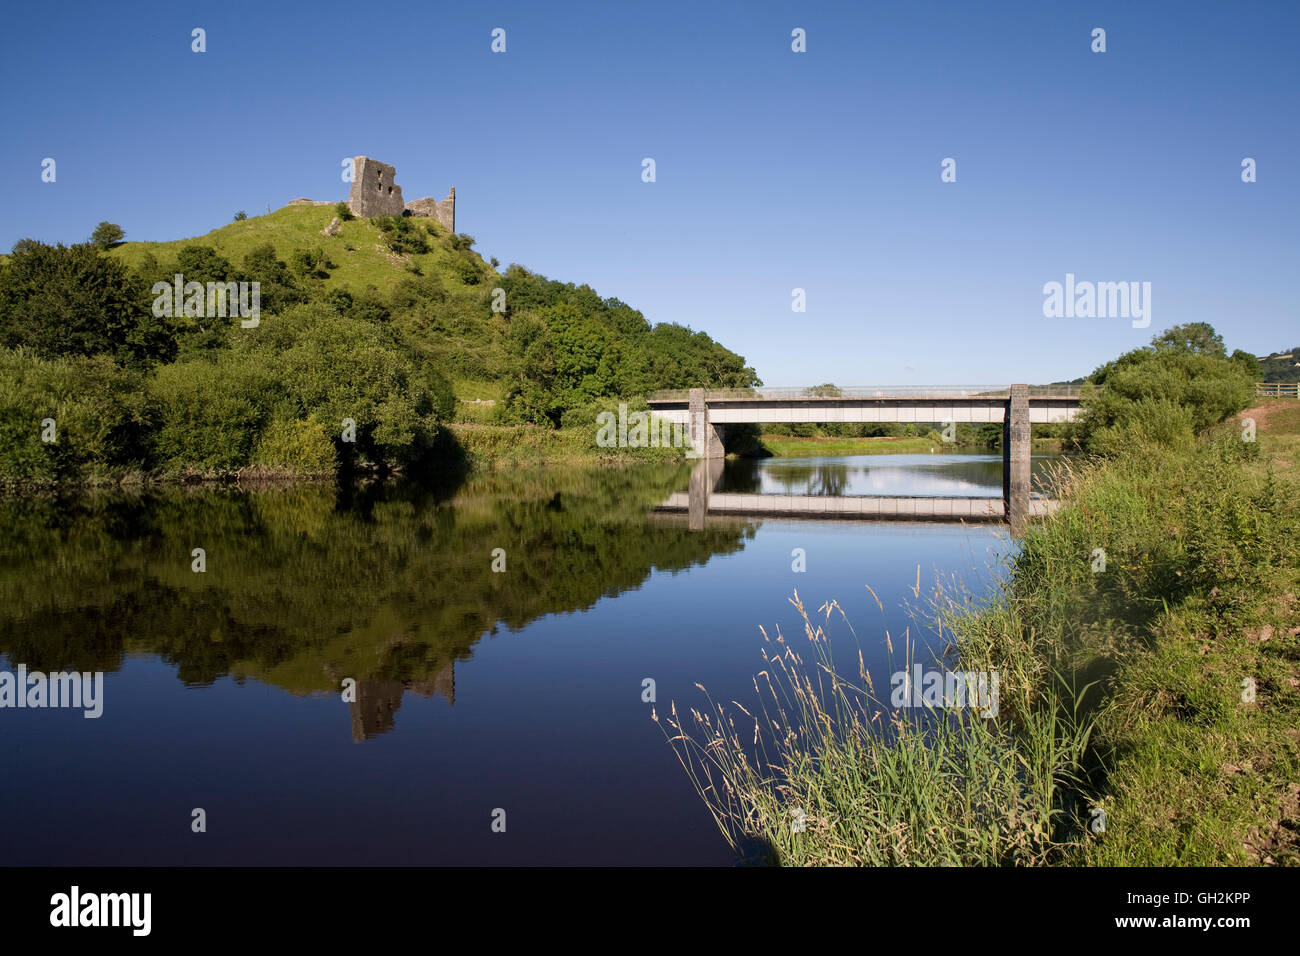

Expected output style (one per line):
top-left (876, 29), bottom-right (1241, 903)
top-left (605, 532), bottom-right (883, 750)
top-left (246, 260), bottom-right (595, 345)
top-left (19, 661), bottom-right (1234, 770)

top-left (347, 157), bottom-right (406, 218)
top-left (289, 157), bottom-right (454, 231)
top-left (404, 188), bottom-right (455, 233)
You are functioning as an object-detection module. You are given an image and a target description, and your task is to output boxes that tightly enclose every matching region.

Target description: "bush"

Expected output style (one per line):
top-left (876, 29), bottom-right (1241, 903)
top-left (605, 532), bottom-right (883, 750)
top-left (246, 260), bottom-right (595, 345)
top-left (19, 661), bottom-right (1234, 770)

top-left (148, 357), bottom-right (277, 474)
top-left (1088, 398), bottom-right (1196, 456)
top-left (374, 216), bottom-right (428, 256)
top-left (334, 202), bottom-right (354, 222)
top-left (1078, 323), bottom-right (1255, 453)
top-left (231, 303), bottom-right (451, 469)
top-left (233, 211), bottom-right (248, 222)
top-left (0, 349), bottom-right (154, 484)
top-left (252, 416), bottom-right (337, 476)
top-left (453, 255), bottom-right (482, 285)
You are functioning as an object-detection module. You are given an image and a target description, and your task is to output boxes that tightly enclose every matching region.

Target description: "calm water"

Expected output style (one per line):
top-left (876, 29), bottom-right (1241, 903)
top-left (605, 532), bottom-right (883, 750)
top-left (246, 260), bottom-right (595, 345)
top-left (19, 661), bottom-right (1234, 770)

top-left (0, 453), bottom-right (1028, 865)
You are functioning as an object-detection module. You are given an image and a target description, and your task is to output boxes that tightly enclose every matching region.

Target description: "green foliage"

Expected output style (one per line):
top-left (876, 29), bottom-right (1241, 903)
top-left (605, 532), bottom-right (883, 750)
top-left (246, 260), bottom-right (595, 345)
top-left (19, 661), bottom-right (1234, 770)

top-left (232, 303), bottom-right (452, 469)
top-left (148, 356), bottom-right (275, 474)
top-left (0, 240), bottom-right (174, 367)
top-left (233, 211), bottom-right (248, 222)
top-left (1, 206), bottom-right (761, 481)
top-left (90, 221), bottom-right (125, 249)
top-left (375, 216), bottom-right (429, 256)
top-left (252, 416), bottom-right (337, 475)
top-left (334, 202), bottom-right (354, 222)
top-left (0, 350), bottom-right (154, 484)
top-left (1258, 346), bottom-right (1300, 384)
top-left (1078, 323), bottom-right (1255, 453)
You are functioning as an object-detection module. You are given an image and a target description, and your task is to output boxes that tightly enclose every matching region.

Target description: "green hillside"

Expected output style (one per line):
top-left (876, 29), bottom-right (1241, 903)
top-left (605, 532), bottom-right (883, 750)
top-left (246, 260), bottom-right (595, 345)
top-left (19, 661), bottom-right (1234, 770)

top-left (109, 204), bottom-right (493, 297)
top-left (1258, 348), bottom-right (1300, 384)
top-left (0, 204), bottom-right (760, 485)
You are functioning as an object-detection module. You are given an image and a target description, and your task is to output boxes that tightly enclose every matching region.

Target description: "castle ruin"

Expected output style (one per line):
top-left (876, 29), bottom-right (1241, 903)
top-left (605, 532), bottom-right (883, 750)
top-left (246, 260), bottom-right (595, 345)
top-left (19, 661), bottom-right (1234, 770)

top-left (287, 156), bottom-right (455, 232)
top-left (347, 156), bottom-right (455, 232)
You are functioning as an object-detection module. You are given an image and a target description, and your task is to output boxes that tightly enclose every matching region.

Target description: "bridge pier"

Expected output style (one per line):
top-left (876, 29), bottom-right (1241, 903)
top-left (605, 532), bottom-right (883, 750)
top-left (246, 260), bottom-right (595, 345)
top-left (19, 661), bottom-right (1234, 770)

top-left (688, 388), bottom-right (726, 459)
top-left (687, 457), bottom-right (726, 529)
top-left (1003, 384), bottom-right (1031, 531)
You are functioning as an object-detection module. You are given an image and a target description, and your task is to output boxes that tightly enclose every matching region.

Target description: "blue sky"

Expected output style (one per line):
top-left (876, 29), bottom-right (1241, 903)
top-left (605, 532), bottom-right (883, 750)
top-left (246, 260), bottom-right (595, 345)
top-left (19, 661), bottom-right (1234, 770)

top-left (2, 0), bottom-right (1296, 385)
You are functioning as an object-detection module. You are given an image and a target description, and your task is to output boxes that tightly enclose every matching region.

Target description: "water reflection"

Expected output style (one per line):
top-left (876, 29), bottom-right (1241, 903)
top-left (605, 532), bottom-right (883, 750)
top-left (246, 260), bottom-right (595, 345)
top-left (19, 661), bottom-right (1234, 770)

top-left (0, 465), bottom-right (755, 741)
top-left (723, 453), bottom-right (1061, 497)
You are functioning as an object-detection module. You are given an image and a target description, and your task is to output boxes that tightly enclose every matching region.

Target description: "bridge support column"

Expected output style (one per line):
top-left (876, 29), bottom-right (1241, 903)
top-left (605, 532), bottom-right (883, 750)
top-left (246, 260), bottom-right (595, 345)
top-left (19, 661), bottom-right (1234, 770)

top-left (1003, 384), bottom-right (1031, 531)
top-left (687, 457), bottom-right (726, 530)
top-left (688, 388), bottom-right (726, 460)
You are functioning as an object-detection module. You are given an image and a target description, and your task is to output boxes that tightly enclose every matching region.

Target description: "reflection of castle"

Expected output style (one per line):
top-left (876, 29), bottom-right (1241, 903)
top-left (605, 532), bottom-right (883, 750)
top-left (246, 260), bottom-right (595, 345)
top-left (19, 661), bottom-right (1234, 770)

top-left (348, 660), bottom-right (455, 742)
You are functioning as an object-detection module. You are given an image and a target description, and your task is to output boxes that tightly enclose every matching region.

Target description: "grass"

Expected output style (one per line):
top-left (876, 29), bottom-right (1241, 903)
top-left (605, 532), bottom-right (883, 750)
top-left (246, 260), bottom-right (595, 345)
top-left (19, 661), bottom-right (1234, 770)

top-left (664, 399), bottom-right (1300, 865)
top-left (449, 422), bottom-right (687, 468)
top-left (108, 204), bottom-right (496, 297)
top-left (755, 434), bottom-right (1061, 458)
top-left (659, 593), bottom-right (1092, 865)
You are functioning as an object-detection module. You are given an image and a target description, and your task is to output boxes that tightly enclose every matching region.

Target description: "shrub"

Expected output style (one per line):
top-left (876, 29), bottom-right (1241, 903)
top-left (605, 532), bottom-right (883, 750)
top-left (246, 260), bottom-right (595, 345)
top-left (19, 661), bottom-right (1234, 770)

top-left (0, 349), bottom-right (154, 484)
top-left (1088, 398), bottom-right (1196, 456)
top-left (375, 216), bottom-right (428, 256)
top-left (233, 211), bottom-right (248, 222)
top-left (252, 416), bottom-right (337, 476)
top-left (148, 357), bottom-right (277, 474)
top-left (1078, 323), bottom-right (1255, 453)
top-left (334, 202), bottom-right (354, 222)
top-left (453, 255), bottom-right (482, 285)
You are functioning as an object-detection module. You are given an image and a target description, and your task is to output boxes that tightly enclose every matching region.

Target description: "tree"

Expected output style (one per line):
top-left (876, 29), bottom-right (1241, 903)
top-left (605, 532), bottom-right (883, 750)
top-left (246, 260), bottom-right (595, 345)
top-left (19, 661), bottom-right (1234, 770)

top-left (1150, 322), bottom-right (1225, 356)
top-left (1079, 323), bottom-right (1254, 453)
top-left (233, 211), bottom-right (248, 221)
top-left (89, 221), bottom-right (125, 249)
top-left (0, 240), bottom-right (173, 366)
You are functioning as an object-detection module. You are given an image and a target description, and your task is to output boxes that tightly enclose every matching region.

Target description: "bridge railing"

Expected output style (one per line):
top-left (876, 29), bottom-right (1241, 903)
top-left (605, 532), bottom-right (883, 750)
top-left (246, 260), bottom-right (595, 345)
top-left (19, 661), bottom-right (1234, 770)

top-left (646, 385), bottom-right (1086, 402)
top-left (1255, 382), bottom-right (1300, 398)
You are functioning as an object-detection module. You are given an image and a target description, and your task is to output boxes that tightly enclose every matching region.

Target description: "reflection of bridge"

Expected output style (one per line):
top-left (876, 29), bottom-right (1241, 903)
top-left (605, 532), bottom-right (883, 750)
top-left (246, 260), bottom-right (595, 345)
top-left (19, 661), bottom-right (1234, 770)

top-left (654, 458), bottom-right (1059, 530)
top-left (646, 385), bottom-right (1083, 527)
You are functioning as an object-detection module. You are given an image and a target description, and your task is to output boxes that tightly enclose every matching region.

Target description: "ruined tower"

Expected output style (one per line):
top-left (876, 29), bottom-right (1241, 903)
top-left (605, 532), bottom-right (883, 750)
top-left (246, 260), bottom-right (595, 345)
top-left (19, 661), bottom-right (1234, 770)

top-left (342, 156), bottom-right (455, 232)
top-left (347, 156), bottom-right (406, 218)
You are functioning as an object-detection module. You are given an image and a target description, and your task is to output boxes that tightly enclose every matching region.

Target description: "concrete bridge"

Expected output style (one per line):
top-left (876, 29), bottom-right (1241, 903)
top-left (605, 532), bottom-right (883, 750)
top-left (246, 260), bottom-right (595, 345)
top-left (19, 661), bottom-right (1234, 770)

top-left (646, 385), bottom-right (1084, 527)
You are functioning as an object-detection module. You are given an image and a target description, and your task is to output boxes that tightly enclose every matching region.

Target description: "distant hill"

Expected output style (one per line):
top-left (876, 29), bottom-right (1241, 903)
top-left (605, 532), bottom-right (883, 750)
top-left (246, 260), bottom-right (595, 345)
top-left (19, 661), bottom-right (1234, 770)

top-left (1258, 348), bottom-right (1300, 384)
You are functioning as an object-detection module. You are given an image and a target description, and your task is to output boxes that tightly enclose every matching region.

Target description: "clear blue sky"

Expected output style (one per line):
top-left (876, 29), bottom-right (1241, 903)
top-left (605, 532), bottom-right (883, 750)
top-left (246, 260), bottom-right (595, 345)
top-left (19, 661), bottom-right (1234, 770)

top-left (2, 0), bottom-right (1296, 385)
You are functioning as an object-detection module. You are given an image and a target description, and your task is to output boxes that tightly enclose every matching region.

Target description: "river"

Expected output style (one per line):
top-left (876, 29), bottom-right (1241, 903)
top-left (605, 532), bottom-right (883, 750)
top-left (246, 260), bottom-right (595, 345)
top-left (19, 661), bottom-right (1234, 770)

top-left (0, 451), bottom-right (1061, 865)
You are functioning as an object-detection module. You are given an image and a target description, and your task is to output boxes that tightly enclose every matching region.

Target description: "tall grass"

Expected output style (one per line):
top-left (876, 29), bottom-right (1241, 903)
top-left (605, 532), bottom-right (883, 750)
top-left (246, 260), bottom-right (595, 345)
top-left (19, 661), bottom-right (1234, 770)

top-left (662, 418), bottom-right (1300, 866)
top-left (659, 592), bottom-right (1094, 866)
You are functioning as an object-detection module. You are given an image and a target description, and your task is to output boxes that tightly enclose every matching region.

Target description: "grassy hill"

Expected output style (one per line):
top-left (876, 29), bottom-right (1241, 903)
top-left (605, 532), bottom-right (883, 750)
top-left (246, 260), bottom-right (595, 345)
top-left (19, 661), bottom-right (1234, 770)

top-left (109, 204), bottom-right (494, 298)
top-left (0, 203), bottom-right (759, 484)
top-left (107, 204), bottom-right (508, 418)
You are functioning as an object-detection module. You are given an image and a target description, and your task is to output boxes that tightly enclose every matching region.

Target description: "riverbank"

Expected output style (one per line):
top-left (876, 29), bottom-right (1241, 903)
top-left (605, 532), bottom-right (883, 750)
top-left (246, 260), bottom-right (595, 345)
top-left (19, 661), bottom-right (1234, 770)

top-left (666, 400), bottom-right (1300, 865)
top-left (753, 434), bottom-right (1063, 458)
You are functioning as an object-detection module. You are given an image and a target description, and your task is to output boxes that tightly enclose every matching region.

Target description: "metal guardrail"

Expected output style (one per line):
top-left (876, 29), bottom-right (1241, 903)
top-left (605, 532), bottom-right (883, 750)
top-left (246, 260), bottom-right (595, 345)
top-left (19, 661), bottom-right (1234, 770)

top-left (1256, 382), bottom-right (1300, 398)
top-left (646, 385), bottom-right (1087, 402)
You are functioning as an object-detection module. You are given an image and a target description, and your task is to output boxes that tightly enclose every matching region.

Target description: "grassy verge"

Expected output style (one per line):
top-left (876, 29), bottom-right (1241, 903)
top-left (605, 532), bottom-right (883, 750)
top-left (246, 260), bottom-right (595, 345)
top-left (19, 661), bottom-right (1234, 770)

top-left (754, 434), bottom-right (1061, 457)
top-left (664, 400), bottom-right (1300, 865)
top-left (449, 422), bottom-right (689, 469)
